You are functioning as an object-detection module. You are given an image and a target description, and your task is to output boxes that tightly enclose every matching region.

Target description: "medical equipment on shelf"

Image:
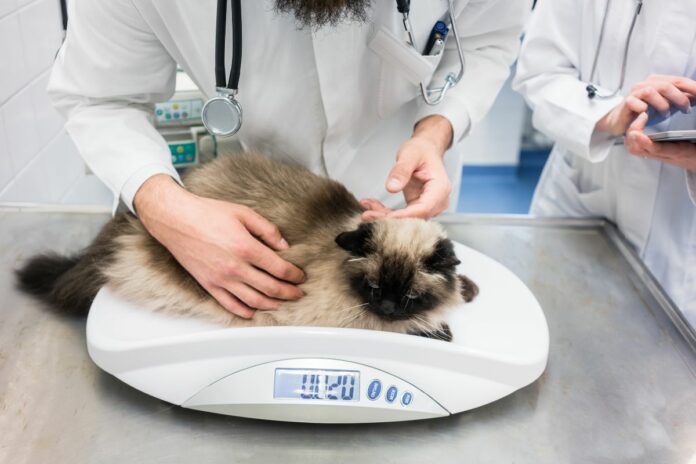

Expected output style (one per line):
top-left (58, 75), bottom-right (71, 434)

top-left (86, 241), bottom-right (549, 424)
top-left (585, 0), bottom-right (644, 99)
top-left (201, 0), bottom-right (467, 138)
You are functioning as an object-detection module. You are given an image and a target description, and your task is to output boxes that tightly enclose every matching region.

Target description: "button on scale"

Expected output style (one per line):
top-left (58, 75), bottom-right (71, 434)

top-left (401, 392), bottom-right (413, 406)
top-left (367, 380), bottom-right (382, 401)
top-left (385, 386), bottom-right (398, 403)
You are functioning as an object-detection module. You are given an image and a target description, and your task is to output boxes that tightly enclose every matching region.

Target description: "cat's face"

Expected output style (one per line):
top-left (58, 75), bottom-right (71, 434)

top-left (335, 219), bottom-right (461, 321)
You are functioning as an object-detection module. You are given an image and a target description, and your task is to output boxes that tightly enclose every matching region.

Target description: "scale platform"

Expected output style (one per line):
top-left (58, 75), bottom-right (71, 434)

top-left (86, 242), bottom-right (549, 424)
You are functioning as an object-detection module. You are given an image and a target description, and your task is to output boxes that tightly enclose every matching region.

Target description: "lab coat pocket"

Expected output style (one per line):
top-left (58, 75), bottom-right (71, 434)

top-left (368, 26), bottom-right (443, 119)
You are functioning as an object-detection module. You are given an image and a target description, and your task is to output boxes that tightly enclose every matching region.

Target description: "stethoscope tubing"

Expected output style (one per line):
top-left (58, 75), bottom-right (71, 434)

top-left (215, 0), bottom-right (242, 92)
top-left (586, 0), bottom-right (643, 100)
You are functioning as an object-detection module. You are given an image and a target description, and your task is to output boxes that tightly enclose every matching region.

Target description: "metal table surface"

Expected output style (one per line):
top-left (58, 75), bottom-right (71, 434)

top-left (0, 210), bottom-right (694, 464)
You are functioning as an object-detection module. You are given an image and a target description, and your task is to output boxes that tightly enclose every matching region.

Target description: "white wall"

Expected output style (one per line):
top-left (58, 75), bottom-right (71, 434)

top-left (0, 0), bottom-right (110, 206)
top-left (459, 75), bottom-right (527, 166)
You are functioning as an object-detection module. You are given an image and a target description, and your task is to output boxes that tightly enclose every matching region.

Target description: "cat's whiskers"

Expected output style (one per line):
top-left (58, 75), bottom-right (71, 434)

top-left (335, 302), bottom-right (369, 326)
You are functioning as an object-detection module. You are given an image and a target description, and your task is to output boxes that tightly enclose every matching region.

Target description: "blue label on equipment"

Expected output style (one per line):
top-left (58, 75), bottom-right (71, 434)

top-left (367, 380), bottom-right (382, 400)
top-left (401, 392), bottom-right (413, 406)
top-left (386, 386), bottom-right (398, 403)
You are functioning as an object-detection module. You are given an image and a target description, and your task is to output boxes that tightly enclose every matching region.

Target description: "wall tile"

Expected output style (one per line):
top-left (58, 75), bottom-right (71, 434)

top-left (0, 1), bottom-right (17, 19)
top-left (18, 0), bottom-right (62, 78)
top-left (39, 130), bottom-right (84, 199)
top-left (61, 174), bottom-right (113, 206)
top-left (0, 13), bottom-right (29, 103)
top-left (0, 118), bottom-right (14, 189)
top-left (30, 71), bottom-right (64, 146)
top-left (15, 0), bottom-right (35, 11)
top-left (0, 154), bottom-right (51, 202)
top-left (1, 84), bottom-right (40, 172)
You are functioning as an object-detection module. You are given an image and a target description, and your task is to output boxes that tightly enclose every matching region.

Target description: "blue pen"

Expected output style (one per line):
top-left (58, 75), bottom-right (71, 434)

top-left (423, 21), bottom-right (449, 55)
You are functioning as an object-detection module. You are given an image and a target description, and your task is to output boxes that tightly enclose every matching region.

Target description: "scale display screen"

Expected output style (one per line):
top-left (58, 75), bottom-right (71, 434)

top-left (273, 368), bottom-right (360, 401)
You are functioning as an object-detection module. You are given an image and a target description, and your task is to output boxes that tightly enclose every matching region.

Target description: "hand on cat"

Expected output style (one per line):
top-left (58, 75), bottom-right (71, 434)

top-left (134, 175), bottom-right (305, 319)
top-left (362, 115), bottom-right (453, 220)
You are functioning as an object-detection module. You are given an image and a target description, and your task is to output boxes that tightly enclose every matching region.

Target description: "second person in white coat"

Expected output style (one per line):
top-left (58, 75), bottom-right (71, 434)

top-left (514, 0), bottom-right (696, 326)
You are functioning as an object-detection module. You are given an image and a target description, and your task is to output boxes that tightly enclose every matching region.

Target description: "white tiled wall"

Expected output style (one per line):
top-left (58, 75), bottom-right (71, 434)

top-left (0, 0), bottom-right (110, 206)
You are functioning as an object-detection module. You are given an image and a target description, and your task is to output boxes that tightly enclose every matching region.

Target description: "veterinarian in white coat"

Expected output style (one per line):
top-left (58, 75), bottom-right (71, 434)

top-left (48, 0), bottom-right (530, 318)
top-left (514, 0), bottom-right (696, 326)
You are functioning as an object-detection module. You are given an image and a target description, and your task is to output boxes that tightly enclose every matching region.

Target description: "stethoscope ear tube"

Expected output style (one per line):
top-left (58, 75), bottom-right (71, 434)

top-left (214, 0), bottom-right (242, 90)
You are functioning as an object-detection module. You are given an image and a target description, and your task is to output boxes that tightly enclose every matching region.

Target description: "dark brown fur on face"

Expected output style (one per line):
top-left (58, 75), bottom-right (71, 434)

top-left (16, 154), bottom-right (478, 341)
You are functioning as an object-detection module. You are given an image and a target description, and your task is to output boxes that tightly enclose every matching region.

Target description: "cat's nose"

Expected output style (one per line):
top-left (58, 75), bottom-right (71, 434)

top-left (379, 300), bottom-right (396, 315)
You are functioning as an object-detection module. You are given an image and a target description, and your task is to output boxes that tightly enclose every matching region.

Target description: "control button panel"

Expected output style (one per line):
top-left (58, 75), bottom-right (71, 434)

top-left (155, 99), bottom-right (204, 125)
top-left (169, 141), bottom-right (197, 166)
top-left (364, 378), bottom-right (416, 408)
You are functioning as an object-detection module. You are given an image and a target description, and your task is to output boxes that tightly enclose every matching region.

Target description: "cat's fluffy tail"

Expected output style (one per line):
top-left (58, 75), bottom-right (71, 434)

top-left (15, 251), bottom-right (106, 316)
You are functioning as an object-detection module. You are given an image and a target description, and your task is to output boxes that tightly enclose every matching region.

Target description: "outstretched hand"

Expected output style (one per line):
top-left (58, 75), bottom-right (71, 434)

top-left (362, 115), bottom-right (454, 221)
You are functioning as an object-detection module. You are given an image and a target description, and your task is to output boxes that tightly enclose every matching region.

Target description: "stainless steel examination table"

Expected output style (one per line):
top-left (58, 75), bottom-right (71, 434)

top-left (0, 209), bottom-right (694, 464)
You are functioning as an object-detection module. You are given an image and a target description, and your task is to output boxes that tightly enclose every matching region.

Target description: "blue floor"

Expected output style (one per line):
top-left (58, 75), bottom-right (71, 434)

top-left (457, 149), bottom-right (550, 214)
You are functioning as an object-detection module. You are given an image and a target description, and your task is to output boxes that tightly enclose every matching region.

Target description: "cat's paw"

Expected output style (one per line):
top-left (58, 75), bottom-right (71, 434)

top-left (409, 323), bottom-right (452, 342)
top-left (458, 274), bottom-right (479, 302)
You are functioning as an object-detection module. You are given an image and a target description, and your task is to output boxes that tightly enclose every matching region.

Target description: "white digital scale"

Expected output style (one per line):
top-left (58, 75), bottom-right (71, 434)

top-left (86, 242), bottom-right (549, 424)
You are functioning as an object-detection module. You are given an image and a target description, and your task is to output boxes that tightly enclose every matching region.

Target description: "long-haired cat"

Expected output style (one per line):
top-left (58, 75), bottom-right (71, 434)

top-left (16, 154), bottom-right (478, 341)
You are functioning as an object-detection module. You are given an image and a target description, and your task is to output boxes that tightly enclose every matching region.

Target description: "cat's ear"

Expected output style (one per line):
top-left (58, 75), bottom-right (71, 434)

top-left (335, 223), bottom-right (374, 256)
top-left (424, 238), bottom-right (461, 271)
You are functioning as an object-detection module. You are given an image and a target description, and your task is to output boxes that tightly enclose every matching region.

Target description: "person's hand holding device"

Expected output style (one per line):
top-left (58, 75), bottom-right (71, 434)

top-left (361, 115), bottom-right (454, 220)
top-left (594, 74), bottom-right (696, 172)
top-left (595, 75), bottom-right (696, 137)
top-left (134, 175), bottom-right (305, 319)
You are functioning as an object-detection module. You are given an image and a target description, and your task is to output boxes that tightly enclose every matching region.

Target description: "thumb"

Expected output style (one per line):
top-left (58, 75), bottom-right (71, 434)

top-left (386, 154), bottom-right (419, 193)
top-left (629, 111), bottom-right (649, 133)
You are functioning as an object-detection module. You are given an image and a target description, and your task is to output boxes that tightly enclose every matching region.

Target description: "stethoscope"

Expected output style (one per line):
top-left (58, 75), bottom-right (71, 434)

top-left (202, 0), bottom-right (466, 138)
top-left (585, 0), bottom-right (643, 99)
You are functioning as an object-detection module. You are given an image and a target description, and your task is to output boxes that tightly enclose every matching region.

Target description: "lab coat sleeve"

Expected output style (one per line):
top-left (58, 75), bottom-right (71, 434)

top-left (415, 0), bottom-right (533, 144)
top-left (512, 0), bottom-right (623, 162)
top-left (687, 171), bottom-right (696, 206)
top-left (47, 0), bottom-right (181, 214)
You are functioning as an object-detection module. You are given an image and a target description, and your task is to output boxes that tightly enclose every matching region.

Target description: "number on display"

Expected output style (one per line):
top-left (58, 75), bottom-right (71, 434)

top-left (300, 373), bottom-right (356, 400)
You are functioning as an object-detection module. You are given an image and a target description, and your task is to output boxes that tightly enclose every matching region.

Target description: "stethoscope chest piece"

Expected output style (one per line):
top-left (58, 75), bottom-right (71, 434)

top-left (202, 94), bottom-right (242, 137)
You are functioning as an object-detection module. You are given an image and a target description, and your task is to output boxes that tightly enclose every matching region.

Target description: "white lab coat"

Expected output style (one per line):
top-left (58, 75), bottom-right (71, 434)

top-left (48, 0), bottom-right (530, 214)
top-left (514, 0), bottom-right (696, 325)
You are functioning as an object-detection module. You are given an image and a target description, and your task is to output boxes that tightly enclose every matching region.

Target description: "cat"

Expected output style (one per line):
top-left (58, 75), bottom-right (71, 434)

top-left (16, 154), bottom-right (478, 342)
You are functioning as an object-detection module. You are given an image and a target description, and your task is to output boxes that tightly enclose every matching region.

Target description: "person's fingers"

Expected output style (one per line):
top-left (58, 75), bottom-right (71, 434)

top-left (629, 111), bottom-right (649, 133)
top-left (359, 198), bottom-right (392, 214)
top-left (361, 210), bottom-right (388, 221)
top-left (224, 281), bottom-right (282, 310)
top-left (241, 265), bottom-right (305, 300)
top-left (237, 206), bottom-right (289, 251)
top-left (386, 151), bottom-right (420, 193)
top-left (625, 113), bottom-right (652, 155)
top-left (636, 86), bottom-right (671, 113)
top-left (671, 78), bottom-right (696, 99)
top-left (209, 286), bottom-right (256, 319)
top-left (649, 141), bottom-right (696, 160)
top-left (652, 81), bottom-right (692, 111)
top-left (245, 242), bottom-right (305, 284)
top-left (625, 95), bottom-right (648, 114)
top-left (388, 183), bottom-right (448, 219)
